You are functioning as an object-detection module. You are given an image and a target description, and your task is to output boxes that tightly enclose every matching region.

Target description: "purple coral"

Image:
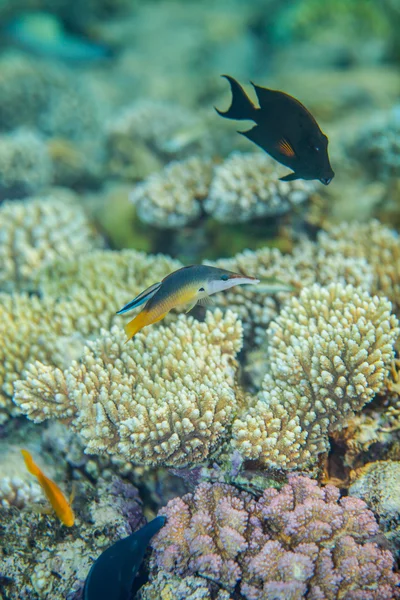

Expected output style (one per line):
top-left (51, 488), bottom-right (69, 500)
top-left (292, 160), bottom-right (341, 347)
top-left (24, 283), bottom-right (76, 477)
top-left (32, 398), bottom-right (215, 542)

top-left (147, 475), bottom-right (400, 600)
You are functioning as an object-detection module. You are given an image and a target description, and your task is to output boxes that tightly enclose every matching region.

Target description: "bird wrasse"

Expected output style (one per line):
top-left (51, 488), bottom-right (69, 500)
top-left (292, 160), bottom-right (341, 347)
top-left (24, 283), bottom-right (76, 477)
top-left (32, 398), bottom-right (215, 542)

top-left (117, 264), bottom-right (259, 341)
top-left (83, 516), bottom-right (166, 600)
top-left (216, 75), bottom-right (334, 185)
top-left (21, 449), bottom-right (75, 527)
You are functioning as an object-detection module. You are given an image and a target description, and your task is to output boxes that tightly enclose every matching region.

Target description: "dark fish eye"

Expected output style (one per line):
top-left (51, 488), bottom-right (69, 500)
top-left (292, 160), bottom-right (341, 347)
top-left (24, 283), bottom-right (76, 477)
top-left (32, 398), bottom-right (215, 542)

top-left (314, 146), bottom-right (320, 152)
top-left (221, 274), bottom-right (229, 281)
top-left (199, 287), bottom-right (205, 292)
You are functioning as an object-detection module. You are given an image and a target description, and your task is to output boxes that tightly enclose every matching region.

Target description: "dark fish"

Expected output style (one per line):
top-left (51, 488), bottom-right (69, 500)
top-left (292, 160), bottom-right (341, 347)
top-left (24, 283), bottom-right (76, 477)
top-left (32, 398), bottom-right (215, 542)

top-left (83, 516), bottom-right (166, 600)
top-left (216, 75), bottom-right (334, 185)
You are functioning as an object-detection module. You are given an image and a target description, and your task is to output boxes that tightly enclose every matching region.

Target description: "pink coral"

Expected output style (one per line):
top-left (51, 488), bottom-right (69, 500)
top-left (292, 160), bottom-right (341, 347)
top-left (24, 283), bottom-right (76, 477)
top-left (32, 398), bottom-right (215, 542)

top-left (144, 475), bottom-right (400, 600)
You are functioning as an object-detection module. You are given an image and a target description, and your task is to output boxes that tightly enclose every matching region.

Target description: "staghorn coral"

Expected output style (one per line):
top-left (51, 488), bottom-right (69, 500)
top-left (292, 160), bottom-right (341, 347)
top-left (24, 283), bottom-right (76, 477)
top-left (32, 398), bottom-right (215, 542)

top-left (130, 156), bottom-right (213, 229)
top-left (106, 100), bottom-right (210, 181)
top-left (231, 283), bottom-right (399, 469)
top-left (204, 152), bottom-right (315, 223)
top-left (0, 129), bottom-right (52, 200)
top-left (0, 192), bottom-right (101, 293)
top-left (14, 311), bottom-right (243, 467)
top-left (351, 107), bottom-right (400, 180)
top-left (143, 475), bottom-right (400, 599)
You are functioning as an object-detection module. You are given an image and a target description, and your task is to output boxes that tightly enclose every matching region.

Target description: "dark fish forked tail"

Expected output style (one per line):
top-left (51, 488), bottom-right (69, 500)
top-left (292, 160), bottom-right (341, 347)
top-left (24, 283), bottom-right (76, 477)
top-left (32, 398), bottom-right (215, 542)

top-left (215, 75), bottom-right (256, 121)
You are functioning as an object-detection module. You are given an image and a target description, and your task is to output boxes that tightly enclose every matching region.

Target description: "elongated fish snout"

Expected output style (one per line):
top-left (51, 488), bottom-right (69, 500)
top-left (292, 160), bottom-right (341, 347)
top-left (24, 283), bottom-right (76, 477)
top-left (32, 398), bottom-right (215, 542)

top-left (320, 176), bottom-right (332, 185)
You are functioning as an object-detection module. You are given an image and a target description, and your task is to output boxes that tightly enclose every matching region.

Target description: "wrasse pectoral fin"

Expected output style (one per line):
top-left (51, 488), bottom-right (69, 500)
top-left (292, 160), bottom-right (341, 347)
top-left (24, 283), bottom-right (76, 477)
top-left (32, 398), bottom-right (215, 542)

top-left (277, 138), bottom-right (295, 157)
top-left (116, 282), bottom-right (161, 315)
top-left (185, 301), bottom-right (198, 314)
top-left (198, 296), bottom-right (214, 307)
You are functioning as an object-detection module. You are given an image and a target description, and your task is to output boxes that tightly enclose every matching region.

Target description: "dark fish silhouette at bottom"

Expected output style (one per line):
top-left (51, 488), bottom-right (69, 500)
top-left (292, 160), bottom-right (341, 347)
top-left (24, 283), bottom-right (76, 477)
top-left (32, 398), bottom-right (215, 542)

top-left (83, 516), bottom-right (166, 600)
top-left (216, 75), bottom-right (334, 185)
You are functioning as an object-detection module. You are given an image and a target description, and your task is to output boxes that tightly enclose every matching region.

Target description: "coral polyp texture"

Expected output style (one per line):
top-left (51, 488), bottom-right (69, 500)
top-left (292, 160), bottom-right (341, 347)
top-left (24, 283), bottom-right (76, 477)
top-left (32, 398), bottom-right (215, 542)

top-left (0, 129), bottom-right (52, 199)
top-left (317, 219), bottom-right (400, 312)
top-left (212, 218), bottom-right (399, 346)
top-left (204, 152), bottom-right (314, 223)
top-left (349, 460), bottom-right (400, 532)
top-left (130, 152), bottom-right (316, 228)
top-left (143, 475), bottom-right (400, 599)
top-left (0, 192), bottom-right (101, 293)
top-left (106, 100), bottom-right (209, 181)
top-left (231, 283), bottom-right (399, 469)
top-left (14, 311), bottom-right (243, 467)
top-left (130, 156), bottom-right (213, 228)
top-left (351, 107), bottom-right (400, 180)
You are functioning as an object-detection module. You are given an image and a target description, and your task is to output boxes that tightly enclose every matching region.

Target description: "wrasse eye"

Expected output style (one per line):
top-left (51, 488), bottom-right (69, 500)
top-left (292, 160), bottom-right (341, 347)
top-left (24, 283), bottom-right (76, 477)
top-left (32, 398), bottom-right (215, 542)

top-left (220, 275), bottom-right (229, 281)
top-left (199, 287), bottom-right (205, 292)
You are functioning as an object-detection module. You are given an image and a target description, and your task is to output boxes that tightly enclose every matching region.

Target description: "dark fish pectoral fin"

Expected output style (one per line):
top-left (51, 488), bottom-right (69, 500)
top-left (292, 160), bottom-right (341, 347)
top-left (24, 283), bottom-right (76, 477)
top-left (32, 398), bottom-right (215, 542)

top-left (279, 172), bottom-right (300, 182)
top-left (215, 75), bottom-right (256, 121)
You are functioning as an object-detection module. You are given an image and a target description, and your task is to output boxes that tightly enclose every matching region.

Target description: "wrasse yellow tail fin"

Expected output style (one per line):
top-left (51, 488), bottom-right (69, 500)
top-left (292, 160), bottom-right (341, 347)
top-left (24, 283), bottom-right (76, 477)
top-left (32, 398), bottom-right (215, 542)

top-left (21, 449), bottom-right (41, 477)
top-left (125, 309), bottom-right (170, 342)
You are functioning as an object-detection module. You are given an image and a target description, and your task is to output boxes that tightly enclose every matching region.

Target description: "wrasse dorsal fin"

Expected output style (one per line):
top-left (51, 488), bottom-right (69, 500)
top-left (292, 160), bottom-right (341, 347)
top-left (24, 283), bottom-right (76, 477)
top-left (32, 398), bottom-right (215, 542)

top-left (116, 282), bottom-right (161, 315)
top-left (277, 138), bottom-right (296, 157)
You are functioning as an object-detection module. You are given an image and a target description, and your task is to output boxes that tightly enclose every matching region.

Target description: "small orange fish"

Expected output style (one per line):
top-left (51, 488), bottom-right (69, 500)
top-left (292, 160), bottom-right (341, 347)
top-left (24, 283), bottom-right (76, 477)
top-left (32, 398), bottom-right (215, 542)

top-left (21, 449), bottom-right (75, 527)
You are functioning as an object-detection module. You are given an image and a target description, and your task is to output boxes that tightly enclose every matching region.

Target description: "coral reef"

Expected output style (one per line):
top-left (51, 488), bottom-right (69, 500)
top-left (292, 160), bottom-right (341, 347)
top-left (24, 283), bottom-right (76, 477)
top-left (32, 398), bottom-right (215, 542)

top-left (316, 220), bottom-right (400, 312)
top-left (351, 107), bottom-right (400, 180)
top-left (213, 218), bottom-right (399, 346)
top-left (0, 476), bottom-right (145, 599)
top-left (14, 311), bottom-right (243, 467)
top-left (130, 156), bottom-right (213, 229)
top-left (349, 460), bottom-right (400, 529)
top-left (232, 283), bottom-right (399, 469)
top-left (106, 101), bottom-right (210, 181)
top-left (0, 52), bottom-right (106, 188)
top-left (0, 129), bottom-right (52, 200)
top-left (143, 475), bottom-right (400, 599)
top-left (0, 249), bottom-right (180, 422)
top-left (0, 192), bottom-right (101, 293)
top-left (130, 152), bottom-right (315, 230)
top-left (204, 152), bottom-right (314, 223)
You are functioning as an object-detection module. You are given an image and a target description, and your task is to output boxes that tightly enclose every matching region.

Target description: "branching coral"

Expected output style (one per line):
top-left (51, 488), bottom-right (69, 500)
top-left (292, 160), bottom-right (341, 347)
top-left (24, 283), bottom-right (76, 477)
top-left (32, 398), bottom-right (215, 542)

top-left (231, 283), bottom-right (399, 469)
top-left (130, 156), bottom-right (213, 228)
top-left (351, 107), bottom-right (400, 180)
top-left (204, 152), bottom-right (314, 223)
top-left (106, 100), bottom-right (210, 181)
top-left (212, 218), bottom-right (398, 346)
top-left (14, 311), bottom-right (243, 467)
top-left (0, 192), bottom-right (101, 293)
top-left (143, 475), bottom-right (400, 599)
top-left (317, 219), bottom-right (400, 312)
top-left (0, 249), bottom-right (181, 422)
top-left (0, 129), bottom-right (52, 199)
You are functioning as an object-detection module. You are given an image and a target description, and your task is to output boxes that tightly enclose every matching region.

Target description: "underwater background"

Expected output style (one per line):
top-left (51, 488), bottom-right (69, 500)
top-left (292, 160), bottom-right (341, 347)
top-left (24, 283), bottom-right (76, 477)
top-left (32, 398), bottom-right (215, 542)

top-left (0, 0), bottom-right (399, 598)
